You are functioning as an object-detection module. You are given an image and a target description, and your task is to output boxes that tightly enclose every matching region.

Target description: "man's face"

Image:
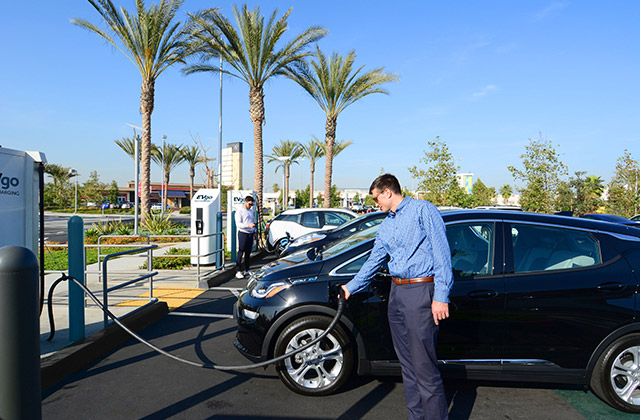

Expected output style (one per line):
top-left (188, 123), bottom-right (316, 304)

top-left (244, 200), bottom-right (254, 210)
top-left (371, 188), bottom-right (392, 212)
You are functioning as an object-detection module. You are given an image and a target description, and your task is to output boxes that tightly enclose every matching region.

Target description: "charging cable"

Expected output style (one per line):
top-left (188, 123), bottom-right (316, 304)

top-left (46, 274), bottom-right (346, 371)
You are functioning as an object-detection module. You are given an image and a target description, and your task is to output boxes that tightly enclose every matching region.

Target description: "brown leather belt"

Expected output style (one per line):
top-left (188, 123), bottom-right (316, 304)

top-left (392, 276), bottom-right (434, 285)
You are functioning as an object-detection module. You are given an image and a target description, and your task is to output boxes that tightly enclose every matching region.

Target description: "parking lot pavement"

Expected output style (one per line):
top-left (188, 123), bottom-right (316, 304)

top-left (41, 253), bottom-right (637, 420)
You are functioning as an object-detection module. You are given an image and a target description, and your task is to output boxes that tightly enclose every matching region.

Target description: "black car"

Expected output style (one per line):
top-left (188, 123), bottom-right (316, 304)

top-left (279, 211), bottom-right (388, 257)
top-left (580, 213), bottom-right (640, 228)
top-left (234, 210), bottom-right (640, 413)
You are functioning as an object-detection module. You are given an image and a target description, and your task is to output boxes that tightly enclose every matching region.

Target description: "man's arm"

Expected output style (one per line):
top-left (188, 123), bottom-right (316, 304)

top-left (341, 236), bottom-right (388, 300)
top-left (423, 204), bottom-right (453, 324)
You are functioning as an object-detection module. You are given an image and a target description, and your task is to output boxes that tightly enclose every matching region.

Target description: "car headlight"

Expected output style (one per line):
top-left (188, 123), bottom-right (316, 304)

top-left (250, 281), bottom-right (290, 299)
top-left (290, 232), bottom-right (326, 247)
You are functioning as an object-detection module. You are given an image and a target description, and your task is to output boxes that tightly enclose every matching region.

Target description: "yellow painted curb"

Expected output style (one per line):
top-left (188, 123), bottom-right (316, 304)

top-left (116, 287), bottom-right (206, 311)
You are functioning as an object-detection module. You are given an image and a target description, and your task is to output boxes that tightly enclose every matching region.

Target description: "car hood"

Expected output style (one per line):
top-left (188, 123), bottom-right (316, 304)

top-left (253, 252), bottom-right (323, 282)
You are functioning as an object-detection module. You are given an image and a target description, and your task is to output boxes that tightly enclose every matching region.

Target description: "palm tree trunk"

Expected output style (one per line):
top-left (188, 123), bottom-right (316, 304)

top-left (323, 115), bottom-right (337, 208)
top-left (164, 170), bottom-right (170, 211)
top-left (310, 161), bottom-right (315, 208)
top-left (189, 167), bottom-right (195, 206)
top-left (285, 163), bottom-right (290, 209)
top-left (140, 78), bottom-right (155, 222)
top-left (250, 86), bottom-right (265, 237)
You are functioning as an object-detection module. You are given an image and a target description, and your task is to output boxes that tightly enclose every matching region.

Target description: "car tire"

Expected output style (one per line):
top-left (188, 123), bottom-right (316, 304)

top-left (274, 315), bottom-right (353, 396)
top-left (274, 237), bottom-right (290, 257)
top-left (590, 333), bottom-right (640, 413)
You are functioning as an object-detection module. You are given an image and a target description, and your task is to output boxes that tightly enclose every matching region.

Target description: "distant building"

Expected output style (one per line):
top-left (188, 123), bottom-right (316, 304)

top-left (221, 142), bottom-right (243, 190)
top-left (120, 181), bottom-right (204, 208)
top-left (456, 173), bottom-right (473, 194)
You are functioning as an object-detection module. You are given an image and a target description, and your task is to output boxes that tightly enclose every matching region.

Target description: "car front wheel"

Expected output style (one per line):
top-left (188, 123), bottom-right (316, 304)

top-left (591, 333), bottom-right (640, 413)
top-left (274, 315), bottom-right (353, 396)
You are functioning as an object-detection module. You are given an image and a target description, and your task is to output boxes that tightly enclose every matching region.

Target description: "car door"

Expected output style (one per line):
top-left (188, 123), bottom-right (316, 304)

top-left (502, 221), bottom-right (637, 369)
top-left (340, 220), bottom-right (507, 364)
top-left (437, 221), bottom-right (506, 362)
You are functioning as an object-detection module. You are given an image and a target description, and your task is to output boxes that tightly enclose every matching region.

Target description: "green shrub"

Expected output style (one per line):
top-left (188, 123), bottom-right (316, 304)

top-left (90, 218), bottom-right (132, 236)
top-left (140, 247), bottom-right (191, 269)
top-left (140, 212), bottom-right (180, 235)
top-left (179, 206), bottom-right (191, 214)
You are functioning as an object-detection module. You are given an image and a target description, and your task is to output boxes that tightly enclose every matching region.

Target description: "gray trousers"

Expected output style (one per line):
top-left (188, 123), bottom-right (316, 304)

top-left (388, 281), bottom-right (448, 420)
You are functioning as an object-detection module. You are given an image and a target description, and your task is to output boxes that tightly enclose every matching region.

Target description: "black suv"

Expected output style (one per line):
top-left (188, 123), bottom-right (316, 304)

top-left (234, 210), bottom-right (640, 413)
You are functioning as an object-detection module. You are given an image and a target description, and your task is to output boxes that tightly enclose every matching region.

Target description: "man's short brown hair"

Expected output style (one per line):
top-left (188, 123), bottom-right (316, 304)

top-left (369, 173), bottom-right (402, 195)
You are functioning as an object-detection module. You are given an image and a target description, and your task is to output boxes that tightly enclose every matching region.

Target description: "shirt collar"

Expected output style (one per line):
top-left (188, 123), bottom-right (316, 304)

top-left (389, 196), bottom-right (410, 218)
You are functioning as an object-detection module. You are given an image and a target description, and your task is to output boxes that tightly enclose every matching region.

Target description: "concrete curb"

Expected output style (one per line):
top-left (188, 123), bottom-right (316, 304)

top-left (205, 248), bottom-right (269, 288)
top-left (41, 300), bottom-right (169, 391)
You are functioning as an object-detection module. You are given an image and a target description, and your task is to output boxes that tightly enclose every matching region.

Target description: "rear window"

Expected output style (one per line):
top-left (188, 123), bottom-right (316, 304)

top-left (325, 212), bottom-right (353, 226)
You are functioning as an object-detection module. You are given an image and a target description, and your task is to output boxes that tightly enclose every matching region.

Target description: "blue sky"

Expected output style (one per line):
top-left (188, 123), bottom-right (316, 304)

top-left (1, 1), bottom-right (638, 194)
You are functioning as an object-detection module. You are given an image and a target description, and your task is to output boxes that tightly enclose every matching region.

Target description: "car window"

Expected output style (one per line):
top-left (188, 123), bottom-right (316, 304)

top-left (276, 214), bottom-right (299, 223)
top-left (324, 212), bottom-right (351, 226)
top-left (334, 253), bottom-right (370, 274)
top-left (323, 225), bottom-right (380, 258)
top-left (511, 223), bottom-right (601, 273)
top-left (301, 212), bottom-right (322, 228)
top-left (446, 222), bottom-right (495, 277)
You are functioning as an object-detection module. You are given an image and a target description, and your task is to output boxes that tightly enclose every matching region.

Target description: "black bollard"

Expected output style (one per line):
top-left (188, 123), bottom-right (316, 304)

top-left (0, 246), bottom-right (42, 420)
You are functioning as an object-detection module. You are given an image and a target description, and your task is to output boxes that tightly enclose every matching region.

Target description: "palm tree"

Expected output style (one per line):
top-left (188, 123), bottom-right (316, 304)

top-left (44, 164), bottom-right (75, 208)
top-left (266, 140), bottom-right (303, 210)
top-left (302, 136), bottom-right (325, 207)
top-left (180, 145), bottom-right (204, 203)
top-left (44, 163), bottom-right (74, 187)
top-left (286, 47), bottom-right (398, 207)
top-left (73, 0), bottom-right (194, 221)
top-left (330, 139), bottom-right (353, 157)
top-left (184, 4), bottom-right (326, 221)
top-left (151, 143), bottom-right (185, 211)
top-left (114, 136), bottom-right (136, 160)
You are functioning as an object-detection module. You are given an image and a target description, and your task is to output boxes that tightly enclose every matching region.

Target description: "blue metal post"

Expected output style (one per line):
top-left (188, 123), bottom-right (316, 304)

top-left (216, 211), bottom-right (223, 269)
top-left (0, 246), bottom-right (42, 420)
top-left (68, 216), bottom-right (85, 342)
top-left (230, 210), bottom-right (237, 263)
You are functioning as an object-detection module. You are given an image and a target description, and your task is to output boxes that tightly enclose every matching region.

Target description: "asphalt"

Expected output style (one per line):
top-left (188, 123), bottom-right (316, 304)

top-left (37, 247), bottom-right (638, 419)
top-left (39, 237), bottom-right (267, 391)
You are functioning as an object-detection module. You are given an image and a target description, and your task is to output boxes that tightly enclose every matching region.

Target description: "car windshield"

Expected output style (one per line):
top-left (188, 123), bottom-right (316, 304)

top-left (335, 213), bottom-right (379, 232)
top-left (322, 224), bottom-right (380, 258)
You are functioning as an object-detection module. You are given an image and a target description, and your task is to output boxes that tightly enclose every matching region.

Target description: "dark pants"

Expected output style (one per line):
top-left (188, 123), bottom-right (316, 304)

top-left (237, 231), bottom-right (253, 273)
top-left (388, 281), bottom-right (448, 420)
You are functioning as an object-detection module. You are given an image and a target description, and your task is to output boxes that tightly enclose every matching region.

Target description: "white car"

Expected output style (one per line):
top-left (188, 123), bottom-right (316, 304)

top-left (266, 208), bottom-right (357, 254)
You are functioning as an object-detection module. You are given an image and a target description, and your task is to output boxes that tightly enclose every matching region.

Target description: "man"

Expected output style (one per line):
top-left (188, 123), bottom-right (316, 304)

top-left (235, 195), bottom-right (256, 279)
top-left (341, 174), bottom-right (453, 420)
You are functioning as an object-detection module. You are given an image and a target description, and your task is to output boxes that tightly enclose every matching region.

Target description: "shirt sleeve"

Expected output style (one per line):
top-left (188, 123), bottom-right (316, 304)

top-left (344, 234), bottom-right (389, 295)
top-left (423, 204), bottom-right (453, 303)
top-left (235, 209), bottom-right (249, 230)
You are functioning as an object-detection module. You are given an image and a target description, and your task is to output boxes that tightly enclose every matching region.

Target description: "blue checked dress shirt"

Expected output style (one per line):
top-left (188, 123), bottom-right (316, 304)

top-left (344, 197), bottom-right (453, 303)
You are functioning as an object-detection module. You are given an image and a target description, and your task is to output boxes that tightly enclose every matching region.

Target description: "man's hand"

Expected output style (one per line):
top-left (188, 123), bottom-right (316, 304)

top-left (432, 301), bottom-right (449, 325)
top-left (249, 223), bottom-right (256, 228)
top-left (340, 285), bottom-right (351, 300)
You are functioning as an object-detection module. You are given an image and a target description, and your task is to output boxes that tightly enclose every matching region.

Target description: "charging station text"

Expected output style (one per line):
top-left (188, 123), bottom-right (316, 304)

top-left (0, 173), bottom-right (20, 195)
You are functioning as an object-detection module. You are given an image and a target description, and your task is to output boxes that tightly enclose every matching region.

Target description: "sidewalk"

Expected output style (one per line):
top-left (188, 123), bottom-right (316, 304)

top-left (41, 241), bottom-right (226, 357)
top-left (39, 240), bottom-right (268, 390)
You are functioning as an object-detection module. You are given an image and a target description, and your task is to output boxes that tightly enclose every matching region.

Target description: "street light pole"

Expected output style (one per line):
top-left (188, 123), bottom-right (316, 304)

top-left (162, 135), bottom-right (167, 215)
top-left (126, 123), bottom-right (146, 235)
top-left (70, 169), bottom-right (78, 213)
top-left (276, 156), bottom-right (290, 212)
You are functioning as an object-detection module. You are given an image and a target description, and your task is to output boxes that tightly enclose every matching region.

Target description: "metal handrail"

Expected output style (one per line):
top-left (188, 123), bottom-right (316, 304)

top-left (101, 245), bottom-right (158, 329)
